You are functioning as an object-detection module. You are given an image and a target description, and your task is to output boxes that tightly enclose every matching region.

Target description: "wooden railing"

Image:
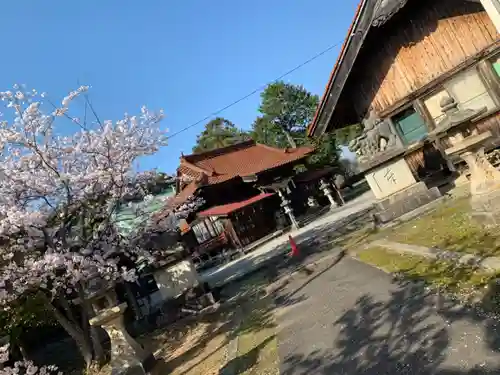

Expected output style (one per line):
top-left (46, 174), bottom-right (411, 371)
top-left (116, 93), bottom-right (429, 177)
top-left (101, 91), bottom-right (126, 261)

top-left (193, 233), bottom-right (228, 255)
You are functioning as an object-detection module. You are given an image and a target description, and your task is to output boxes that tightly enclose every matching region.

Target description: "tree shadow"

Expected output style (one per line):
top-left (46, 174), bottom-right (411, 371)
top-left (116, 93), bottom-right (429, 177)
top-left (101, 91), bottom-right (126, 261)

top-left (269, 206), bottom-right (375, 270)
top-left (274, 250), bottom-right (346, 308)
top-left (280, 276), bottom-right (500, 375)
top-left (218, 335), bottom-right (275, 375)
top-left (149, 289), bottom-right (276, 375)
top-left (127, 303), bottom-right (237, 375)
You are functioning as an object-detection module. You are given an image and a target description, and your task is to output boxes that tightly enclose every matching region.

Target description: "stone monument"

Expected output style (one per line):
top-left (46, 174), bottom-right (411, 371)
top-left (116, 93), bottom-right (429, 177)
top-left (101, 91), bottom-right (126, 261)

top-left (153, 256), bottom-right (201, 302)
top-left (440, 127), bottom-right (500, 225)
top-left (349, 108), bottom-right (441, 223)
top-left (277, 189), bottom-right (300, 229)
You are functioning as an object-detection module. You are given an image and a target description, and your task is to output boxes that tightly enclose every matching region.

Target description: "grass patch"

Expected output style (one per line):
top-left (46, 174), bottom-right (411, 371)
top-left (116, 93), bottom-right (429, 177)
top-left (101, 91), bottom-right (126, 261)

top-left (357, 247), bottom-right (498, 301)
top-left (380, 197), bottom-right (500, 257)
top-left (231, 296), bottom-right (279, 375)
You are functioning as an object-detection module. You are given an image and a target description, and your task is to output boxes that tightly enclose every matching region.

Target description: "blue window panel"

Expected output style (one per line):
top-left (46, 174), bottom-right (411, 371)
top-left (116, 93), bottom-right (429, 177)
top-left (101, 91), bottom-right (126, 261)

top-left (393, 109), bottom-right (428, 145)
top-left (494, 61), bottom-right (500, 77)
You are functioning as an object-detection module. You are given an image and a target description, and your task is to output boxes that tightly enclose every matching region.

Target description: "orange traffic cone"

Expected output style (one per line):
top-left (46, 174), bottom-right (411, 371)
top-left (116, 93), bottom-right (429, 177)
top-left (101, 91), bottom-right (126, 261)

top-left (289, 235), bottom-right (300, 257)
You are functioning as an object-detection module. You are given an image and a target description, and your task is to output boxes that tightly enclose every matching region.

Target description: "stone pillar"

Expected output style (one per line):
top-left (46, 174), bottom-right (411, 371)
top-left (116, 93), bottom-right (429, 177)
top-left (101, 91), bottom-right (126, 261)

top-left (90, 303), bottom-right (155, 375)
top-left (449, 139), bottom-right (500, 226)
top-left (320, 179), bottom-right (337, 208)
top-left (444, 129), bottom-right (500, 226)
top-left (278, 190), bottom-right (299, 229)
top-left (460, 147), bottom-right (500, 196)
top-left (480, 0), bottom-right (500, 34)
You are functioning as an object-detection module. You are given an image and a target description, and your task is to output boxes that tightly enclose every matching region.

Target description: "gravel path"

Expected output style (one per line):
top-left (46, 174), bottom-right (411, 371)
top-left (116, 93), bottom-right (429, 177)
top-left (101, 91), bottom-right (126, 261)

top-left (276, 256), bottom-right (500, 375)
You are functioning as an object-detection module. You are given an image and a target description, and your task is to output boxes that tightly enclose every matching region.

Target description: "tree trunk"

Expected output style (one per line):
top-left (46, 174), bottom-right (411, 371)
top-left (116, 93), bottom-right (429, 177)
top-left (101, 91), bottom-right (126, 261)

top-left (76, 284), bottom-right (106, 365)
top-left (17, 342), bottom-right (28, 361)
top-left (283, 130), bottom-right (297, 148)
top-left (40, 293), bottom-right (95, 369)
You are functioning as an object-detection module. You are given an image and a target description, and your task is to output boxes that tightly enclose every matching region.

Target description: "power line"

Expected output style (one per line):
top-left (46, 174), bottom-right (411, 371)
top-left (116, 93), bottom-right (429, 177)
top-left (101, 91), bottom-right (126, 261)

top-left (167, 40), bottom-right (344, 140)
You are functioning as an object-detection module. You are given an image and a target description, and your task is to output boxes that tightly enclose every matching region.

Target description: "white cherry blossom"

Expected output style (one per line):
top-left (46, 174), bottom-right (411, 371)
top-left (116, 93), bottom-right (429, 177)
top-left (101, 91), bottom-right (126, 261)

top-left (0, 85), bottom-right (203, 372)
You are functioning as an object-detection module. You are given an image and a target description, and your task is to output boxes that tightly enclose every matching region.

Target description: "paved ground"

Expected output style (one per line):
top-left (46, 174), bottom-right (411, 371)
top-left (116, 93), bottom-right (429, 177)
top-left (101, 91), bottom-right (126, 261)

top-left (276, 256), bottom-right (500, 375)
top-left (200, 190), bottom-right (376, 287)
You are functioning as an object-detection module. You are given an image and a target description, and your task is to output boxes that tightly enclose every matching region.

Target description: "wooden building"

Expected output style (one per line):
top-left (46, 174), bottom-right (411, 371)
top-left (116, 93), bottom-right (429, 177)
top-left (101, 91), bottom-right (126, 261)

top-left (167, 141), bottom-right (347, 267)
top-left (308, 0), bottom-right (500, 183)
top-left (170, 141), bottom-right (320, 265)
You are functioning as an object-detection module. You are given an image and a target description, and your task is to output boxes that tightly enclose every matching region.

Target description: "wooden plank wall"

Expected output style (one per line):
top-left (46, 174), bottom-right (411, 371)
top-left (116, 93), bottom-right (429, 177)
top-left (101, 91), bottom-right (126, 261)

top-left (349, 0), bottom-right (498, 117)
top-left (474, 111), bottom-right (500, 136)
top-left (404, 148), bottom-right (425, 177)
top-left (404, 113), bottom-right (500, 177)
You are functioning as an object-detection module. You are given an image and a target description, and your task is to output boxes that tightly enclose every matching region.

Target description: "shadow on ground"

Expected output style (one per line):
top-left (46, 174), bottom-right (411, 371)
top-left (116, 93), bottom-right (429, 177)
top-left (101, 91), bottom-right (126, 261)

top-left (273, 250), bottom-right (347, 308)
top-left (252, 207), bottom-right (375, 273)
top-left (280, 275), bottom-right (500, 375)
top-left (218, 336), bottom-right (275, 375)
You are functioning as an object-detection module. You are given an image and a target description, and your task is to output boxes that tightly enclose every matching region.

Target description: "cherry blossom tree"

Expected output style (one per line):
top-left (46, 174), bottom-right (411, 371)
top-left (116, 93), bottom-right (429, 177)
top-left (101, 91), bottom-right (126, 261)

top-left (0, 85), bottom-right (202, 372)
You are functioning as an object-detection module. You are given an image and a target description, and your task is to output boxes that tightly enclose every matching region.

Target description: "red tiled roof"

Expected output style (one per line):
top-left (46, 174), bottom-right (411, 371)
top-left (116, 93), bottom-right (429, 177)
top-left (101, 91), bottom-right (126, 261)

top-left (178, 141), bottom-right (314, 186)
top-left (197, 193), bottom-right (274, 217)
top-left (155, 181), bottom-right (198, 216)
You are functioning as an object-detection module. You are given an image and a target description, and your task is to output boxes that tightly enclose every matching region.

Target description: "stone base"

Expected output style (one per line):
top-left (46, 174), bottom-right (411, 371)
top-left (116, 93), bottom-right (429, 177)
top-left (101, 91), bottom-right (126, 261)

top-left (470, 189), bottom-right (500, 227)
top-left (111, 354), bottom-right (156, 375)
top-left (373, 182), bottom-right (442, 224)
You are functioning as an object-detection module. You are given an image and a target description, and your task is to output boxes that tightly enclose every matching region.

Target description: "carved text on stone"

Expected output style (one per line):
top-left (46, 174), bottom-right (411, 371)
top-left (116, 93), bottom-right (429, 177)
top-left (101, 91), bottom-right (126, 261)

top-left (384, 168), bottom-right (397, 184)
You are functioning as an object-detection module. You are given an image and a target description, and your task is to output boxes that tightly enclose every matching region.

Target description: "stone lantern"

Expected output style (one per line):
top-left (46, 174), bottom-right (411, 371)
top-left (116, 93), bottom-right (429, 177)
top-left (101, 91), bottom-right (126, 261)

top-left (320, 178), bottom-right (337, 208)
top-left (277, 190), bottom-right (300, 229)
top-left (86, 277), bottom-right (156, 375)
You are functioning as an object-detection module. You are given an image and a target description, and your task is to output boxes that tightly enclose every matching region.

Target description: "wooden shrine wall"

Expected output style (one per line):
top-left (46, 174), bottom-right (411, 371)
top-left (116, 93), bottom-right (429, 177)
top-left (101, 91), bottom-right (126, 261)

top-left (345, 0), bottom-right (498, 118)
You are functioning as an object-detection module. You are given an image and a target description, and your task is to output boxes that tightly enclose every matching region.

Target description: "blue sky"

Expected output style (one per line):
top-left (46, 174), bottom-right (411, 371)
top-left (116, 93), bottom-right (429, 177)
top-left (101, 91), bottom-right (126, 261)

top-left (0, 0), bottom-right (358, 173)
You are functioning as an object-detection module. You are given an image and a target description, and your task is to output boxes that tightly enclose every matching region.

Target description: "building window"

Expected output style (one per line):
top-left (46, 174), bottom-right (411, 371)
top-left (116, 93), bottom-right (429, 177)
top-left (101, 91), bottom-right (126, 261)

top-left (209, 217), bottom-right (224, 234)
top-left (423, 67), bottom-right (496, 125)
top-left (192, 220), bottom-right (211, 243)
top-left (492, 56), bottom-right (500, 77)
top-left (392, 107), bottom-right (428, 145)
top-left (192, 217), bottom-right (223, 243)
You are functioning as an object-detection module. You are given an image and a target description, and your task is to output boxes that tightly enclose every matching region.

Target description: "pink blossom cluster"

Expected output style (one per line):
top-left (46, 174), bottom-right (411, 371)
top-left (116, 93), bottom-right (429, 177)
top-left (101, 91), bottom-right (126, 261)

top-left (0, 361), bottom-right (61, 375)
top-left (0, 85), bottom-right (180, 305)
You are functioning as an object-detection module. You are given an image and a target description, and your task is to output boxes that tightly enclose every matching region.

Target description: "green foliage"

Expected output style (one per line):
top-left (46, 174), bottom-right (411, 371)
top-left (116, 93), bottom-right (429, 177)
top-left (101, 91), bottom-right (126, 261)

top-left (306, 133), bottom-right (340, 169)
top-left (250, 81), bottom-right (341, 168)
top-left (357, 247), bottom-right (495, 295)
top-left (339, 158), bottom-right (359, 177)
top-left (333, 123), bottom-right (364, 146)
top-left (258, 81), bottom-right (319, 135)
top-left (383, 197), bottom-right (500, 257)
top-left (252, 81), bottom-right (319, 149)
top-left (193, 117), bottom-right (250, 153)
top-left (0, 293), bottom-right (56, 342)
top-left (250, 116), bottom-right (287, 148)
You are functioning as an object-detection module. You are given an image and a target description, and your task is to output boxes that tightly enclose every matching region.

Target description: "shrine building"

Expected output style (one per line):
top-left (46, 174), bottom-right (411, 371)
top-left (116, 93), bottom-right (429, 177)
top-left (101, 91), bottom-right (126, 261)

top-left (169, 140), bottom-right (344, 267)
top-left (308, 0), bottom-right (500, 223)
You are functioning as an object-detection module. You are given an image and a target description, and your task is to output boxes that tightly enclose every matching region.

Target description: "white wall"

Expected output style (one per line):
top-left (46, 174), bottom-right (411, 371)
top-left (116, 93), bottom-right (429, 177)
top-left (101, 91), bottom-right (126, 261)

top-left (153, 259), bottom-right (200, 301)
